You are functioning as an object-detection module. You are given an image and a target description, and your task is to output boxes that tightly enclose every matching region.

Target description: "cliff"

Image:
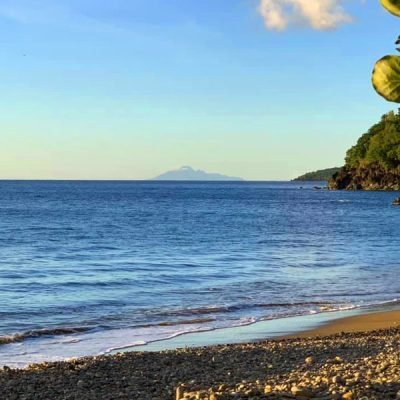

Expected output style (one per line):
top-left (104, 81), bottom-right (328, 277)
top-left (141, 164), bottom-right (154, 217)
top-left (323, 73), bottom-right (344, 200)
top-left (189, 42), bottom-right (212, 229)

top-left (328, 164), bottom-right (400, 190)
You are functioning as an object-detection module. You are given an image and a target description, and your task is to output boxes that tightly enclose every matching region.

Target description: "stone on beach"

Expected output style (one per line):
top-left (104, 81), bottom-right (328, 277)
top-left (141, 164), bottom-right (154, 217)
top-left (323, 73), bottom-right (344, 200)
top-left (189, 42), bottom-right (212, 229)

top-left (0, 328), bottom-right (400, 399)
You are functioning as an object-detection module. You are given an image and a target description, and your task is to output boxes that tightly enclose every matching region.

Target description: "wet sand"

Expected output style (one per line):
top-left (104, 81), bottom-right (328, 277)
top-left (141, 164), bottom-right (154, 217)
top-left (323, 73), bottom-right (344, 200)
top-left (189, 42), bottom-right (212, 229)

top-left (287, 309), bottom-right (400, 338)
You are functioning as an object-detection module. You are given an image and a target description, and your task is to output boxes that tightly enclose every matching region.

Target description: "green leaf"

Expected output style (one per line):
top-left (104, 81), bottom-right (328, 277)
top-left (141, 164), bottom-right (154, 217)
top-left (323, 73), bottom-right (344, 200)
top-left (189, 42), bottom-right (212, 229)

top-left (381, 0), bottom-right (400, 16)
top-left (372, 55), bottom-right (400, 103)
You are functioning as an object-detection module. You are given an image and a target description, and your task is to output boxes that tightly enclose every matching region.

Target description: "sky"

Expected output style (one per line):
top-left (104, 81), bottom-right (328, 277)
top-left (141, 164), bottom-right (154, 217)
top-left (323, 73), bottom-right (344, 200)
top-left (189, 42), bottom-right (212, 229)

top-left (0, 0), bottom-right (399, 180)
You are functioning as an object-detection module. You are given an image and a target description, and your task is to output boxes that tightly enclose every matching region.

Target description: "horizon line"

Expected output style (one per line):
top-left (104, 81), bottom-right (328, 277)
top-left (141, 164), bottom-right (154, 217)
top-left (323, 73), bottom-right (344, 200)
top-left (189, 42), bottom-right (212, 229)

top-left (0, 178), bottom-right (310, 182)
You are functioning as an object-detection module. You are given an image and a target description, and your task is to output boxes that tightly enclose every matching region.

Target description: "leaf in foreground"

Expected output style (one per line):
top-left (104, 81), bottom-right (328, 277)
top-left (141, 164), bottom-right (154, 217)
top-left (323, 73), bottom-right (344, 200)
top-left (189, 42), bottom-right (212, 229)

top-left (381, 0), bottom-right (400, 16)
top-left (372, 55), bottom-right (400, 103)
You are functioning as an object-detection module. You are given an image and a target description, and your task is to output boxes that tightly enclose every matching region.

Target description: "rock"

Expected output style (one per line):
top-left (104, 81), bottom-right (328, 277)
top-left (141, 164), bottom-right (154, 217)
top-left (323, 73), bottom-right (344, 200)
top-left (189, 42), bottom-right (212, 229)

top-left (329, 163), bottom-right (400, 192)
top-left (291, 385), bottom-right (314, 397)
top-left (393, 197), bottom-right (400, 206)
top-left (176, 385), bottom-right (184, 400)
top-left (332, 376), bottom-right (345, 385)
top-left (264, 385), bottom-right (273, 393)
top-left (305, 356), bottom-right (314, 365)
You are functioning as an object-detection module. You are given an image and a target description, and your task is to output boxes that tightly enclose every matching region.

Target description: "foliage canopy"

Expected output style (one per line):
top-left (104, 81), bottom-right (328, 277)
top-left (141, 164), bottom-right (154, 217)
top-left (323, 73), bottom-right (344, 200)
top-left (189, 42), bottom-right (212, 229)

top-left (293, 168), bottom-right (341, 181)
top-left (345, 111), bottom-right (400, 169)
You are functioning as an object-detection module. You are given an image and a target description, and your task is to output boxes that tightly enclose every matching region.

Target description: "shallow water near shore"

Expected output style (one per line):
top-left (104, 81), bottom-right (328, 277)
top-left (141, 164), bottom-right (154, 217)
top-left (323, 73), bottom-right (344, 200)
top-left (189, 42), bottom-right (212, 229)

top-left (1, 180), bottom-right (400, 367)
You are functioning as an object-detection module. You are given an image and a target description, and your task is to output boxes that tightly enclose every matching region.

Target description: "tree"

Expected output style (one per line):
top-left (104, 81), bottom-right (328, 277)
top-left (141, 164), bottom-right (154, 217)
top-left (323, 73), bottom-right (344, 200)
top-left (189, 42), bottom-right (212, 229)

top-left (344, 110), bottom-right (400, 169)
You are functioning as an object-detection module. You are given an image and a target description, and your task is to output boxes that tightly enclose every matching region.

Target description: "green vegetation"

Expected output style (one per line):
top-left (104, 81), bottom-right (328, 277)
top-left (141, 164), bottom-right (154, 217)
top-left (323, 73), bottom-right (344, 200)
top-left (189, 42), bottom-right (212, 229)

top-left (372, 56), bottom-right (400, 103)
top-left (293, 168), bottom-right (341, 181)
top-left (345, 110), bottom-right (400, 169)
top-left (372, 1), bottom-right (400, 102)
top-left (329, 111), bottom-right (400, 190)
top-left (331, 0), bottom-right (400, 189)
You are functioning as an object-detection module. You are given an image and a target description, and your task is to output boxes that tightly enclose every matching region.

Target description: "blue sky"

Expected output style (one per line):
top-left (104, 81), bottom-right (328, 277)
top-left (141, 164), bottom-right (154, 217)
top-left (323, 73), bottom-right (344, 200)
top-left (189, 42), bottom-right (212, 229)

top-left (0, 0), bottom-right (398, 180)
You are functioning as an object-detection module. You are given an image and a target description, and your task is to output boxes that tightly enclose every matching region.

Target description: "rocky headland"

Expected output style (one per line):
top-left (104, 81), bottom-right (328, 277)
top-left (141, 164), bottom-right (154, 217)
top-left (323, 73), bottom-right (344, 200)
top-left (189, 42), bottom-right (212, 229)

top-left (329, 111), bottom-right (400, 191)
top-left (329, 164), bottom-right (400, 191)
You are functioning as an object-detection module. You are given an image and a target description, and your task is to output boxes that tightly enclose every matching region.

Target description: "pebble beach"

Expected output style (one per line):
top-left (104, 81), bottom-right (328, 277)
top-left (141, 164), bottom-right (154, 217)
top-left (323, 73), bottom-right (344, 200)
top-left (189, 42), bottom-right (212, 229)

top-left (1, 311), bottom-right (400, 400)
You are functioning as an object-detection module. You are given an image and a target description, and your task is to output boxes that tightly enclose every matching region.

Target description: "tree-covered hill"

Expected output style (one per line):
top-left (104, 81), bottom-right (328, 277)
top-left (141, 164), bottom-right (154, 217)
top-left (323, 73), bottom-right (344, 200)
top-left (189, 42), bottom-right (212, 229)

top-left (293, 168), bottom-right (341, 182)
top-left (329, 110), bottom-right (400, 190)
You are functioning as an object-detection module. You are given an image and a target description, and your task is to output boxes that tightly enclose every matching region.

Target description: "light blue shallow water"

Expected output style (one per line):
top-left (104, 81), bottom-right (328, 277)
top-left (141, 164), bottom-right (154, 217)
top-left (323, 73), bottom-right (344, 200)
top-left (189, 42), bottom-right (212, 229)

top-left (0, 180), bottom-right (399, 366)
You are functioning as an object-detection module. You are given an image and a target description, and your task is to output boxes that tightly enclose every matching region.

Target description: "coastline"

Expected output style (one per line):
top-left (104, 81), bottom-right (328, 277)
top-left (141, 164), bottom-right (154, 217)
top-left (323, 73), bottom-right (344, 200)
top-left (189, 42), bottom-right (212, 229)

top-left (284, 309), bottom-right (400, 338)
top-left (1, 303), bottom-right (399, 369)
top-left (125, 303), bottom-right (398, 354)
top-left (1, 308), bottom-right (400, 399)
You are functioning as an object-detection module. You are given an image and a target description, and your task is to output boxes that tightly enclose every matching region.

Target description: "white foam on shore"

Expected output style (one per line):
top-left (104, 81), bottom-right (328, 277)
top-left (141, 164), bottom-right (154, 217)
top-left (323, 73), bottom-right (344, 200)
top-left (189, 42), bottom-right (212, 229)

top-left (0, 317), bottom-right (256, 368)
top-left (1, 299), bottom-right (399, 369)
top-left (0, 324), bottom-right (212, 369)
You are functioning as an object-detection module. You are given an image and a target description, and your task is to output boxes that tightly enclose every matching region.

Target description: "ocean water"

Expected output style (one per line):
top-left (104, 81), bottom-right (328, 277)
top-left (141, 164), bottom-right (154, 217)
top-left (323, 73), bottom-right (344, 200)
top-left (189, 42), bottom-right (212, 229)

top-left (1, 180), bottom-right (400, 367)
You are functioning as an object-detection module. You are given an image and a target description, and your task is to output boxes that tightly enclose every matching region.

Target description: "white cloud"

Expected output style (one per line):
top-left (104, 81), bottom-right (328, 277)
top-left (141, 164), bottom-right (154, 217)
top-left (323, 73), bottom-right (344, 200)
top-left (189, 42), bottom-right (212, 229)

top-left (258, 0), bottom-right (353, 31)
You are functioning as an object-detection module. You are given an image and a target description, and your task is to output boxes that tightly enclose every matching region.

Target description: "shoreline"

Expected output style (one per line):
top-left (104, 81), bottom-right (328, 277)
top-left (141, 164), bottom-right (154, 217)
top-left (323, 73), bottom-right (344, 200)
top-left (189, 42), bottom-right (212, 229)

top-left (126, 303), bottom-right (399, 354)
top-left (1, 303), bottom-right (399, 369)
top-left (284, 309), bottom-right (400, 339)
top-left (1, 309), bottom-right (399, 399)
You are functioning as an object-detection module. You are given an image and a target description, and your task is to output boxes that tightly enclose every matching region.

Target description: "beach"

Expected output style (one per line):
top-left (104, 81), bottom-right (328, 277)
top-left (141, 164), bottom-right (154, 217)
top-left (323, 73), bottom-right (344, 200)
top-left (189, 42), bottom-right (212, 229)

top-left (1, 309), bottom-right (399, 400)
top-left (2, 181), bottom-right (400, 368)
top-left (286, 310), bottom-right (400, 338)
top-left (2, 0), bottom-right (400, 397)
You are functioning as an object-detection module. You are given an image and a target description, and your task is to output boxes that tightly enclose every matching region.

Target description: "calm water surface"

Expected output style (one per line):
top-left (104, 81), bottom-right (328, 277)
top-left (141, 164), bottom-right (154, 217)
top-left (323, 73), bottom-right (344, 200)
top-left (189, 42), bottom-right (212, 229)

top-left (0, 180), bottom-right (399, 365)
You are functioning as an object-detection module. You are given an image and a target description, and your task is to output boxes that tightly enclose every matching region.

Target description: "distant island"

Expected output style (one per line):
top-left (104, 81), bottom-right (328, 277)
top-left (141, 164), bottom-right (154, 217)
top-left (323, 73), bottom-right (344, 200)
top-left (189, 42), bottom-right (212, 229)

top-left (329, 111), bottom-right (400, 190)
top-left (293, 167), bottom-right (341, 182)
top-left (153, 166), bottom-right (244, 181)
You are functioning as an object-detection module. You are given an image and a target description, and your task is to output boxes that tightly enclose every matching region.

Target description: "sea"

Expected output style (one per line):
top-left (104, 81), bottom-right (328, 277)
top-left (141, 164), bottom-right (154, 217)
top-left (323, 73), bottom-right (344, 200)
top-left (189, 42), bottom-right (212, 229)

top-left (1, 180), bottom-right (400, 367)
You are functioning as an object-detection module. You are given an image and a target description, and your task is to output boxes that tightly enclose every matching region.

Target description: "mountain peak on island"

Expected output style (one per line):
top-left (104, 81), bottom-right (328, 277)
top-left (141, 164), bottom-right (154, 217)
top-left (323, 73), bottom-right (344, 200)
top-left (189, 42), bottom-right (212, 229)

top-left (152, 166), bottom-right (243, 181)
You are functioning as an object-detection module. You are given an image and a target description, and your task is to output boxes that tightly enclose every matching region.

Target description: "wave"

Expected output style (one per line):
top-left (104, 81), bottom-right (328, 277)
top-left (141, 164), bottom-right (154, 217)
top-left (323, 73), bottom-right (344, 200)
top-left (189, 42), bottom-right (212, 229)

top-left (1, 298), bottom-right (399, 350)
top-left (144, 301), bottom-right (333, 318)
top-left (0, 327), bottom-right (92, 345)
top-left (0, 302), bottom-right (342, 348)
top-left (151, 318), bottom-right (216, 327)
top-left (104, 317), bottom-right (258, 354)
top-left (105, 302), bottom-right (384, 354)
top-left (0, 302), bottom-right (328, 347)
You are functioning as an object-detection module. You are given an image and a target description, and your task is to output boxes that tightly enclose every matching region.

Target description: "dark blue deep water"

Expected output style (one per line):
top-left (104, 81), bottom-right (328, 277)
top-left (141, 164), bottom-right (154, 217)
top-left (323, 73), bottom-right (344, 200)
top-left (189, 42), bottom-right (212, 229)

top-left (1, 180), bottom-right (400, 365)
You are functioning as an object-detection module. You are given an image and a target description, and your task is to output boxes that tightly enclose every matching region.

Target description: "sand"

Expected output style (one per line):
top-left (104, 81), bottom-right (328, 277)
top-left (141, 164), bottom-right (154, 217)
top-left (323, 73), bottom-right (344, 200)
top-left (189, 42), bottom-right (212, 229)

top-left (286, 309), bottom-right (400, 338)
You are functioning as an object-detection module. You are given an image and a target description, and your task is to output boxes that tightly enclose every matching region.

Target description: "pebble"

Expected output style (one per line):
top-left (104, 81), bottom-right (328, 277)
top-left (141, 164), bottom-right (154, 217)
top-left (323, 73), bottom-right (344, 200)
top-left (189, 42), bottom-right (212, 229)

top-left (305, 356), bottom-right (314, 365)
top-left (342, 392), bottom-right (354, 399)
top-left (0, 328), bottom-right (399, 399)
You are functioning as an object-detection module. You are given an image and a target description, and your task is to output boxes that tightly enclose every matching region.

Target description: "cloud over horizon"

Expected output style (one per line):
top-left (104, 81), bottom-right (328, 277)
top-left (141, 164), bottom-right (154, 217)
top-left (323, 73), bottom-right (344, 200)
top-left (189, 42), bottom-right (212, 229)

top-left (258, 0), bottom-right (353, 31)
